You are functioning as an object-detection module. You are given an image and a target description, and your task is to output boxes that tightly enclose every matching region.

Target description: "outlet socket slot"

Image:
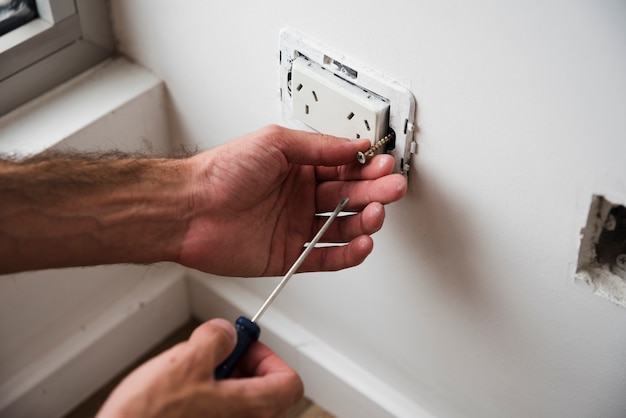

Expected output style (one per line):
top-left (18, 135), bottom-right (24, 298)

top-left (291, 56), bottom-right (389, 143)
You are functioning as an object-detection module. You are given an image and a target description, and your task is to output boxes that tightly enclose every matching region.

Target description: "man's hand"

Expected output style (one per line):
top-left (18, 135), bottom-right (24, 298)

top-left (96, 319), bottom-right (304, 418)
top-left (177, 125), bottom-right (407, 276)
top-left (0, 125), bottom-right (406, 276)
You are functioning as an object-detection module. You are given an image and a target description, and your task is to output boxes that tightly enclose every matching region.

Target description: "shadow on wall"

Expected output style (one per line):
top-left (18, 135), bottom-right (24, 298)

top-left (386, 165), bottom-right (544, 410)
top-left (393, 168), bottom-right (493, 315)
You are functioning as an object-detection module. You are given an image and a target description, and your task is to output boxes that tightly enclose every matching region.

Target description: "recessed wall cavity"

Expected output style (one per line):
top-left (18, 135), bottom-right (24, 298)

top-left (577, 195), bottom-right (626, 307)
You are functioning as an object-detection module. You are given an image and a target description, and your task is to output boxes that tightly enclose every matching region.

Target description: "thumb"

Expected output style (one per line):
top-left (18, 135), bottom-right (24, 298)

top-left (189, 318), bottom-right (237, 369)
top-left (269, 125), bottom-right (371, 166)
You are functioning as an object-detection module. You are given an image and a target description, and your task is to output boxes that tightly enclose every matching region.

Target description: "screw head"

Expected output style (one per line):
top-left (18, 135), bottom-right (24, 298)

top-left (356, 151), bottom-right (367, 164)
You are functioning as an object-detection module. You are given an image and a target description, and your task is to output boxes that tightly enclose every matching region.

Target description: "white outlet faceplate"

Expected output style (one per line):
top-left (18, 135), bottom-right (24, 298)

top-left (292, 57), bottom-right (390, 143)
top-left (279, 28), bottom-right (417, 176)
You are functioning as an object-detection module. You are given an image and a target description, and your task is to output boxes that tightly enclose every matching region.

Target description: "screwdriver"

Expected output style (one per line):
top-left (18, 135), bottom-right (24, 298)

top-left (214, 197), bottom-right (349, 379)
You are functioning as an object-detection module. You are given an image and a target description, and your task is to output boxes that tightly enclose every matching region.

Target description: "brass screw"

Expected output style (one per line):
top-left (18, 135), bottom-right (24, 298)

top-left (356, 132), bottom-right (395, 164)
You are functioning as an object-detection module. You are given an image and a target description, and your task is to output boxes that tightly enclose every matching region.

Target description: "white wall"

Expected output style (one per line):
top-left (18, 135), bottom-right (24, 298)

top-left (111, 2), bottom-right (626, 417)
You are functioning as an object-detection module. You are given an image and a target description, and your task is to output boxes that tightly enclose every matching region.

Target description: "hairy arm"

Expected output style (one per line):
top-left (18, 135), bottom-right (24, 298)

top-left (0, 126), bottom-right (407, 276)
top-left (0, 155), bottom-right (191, 273)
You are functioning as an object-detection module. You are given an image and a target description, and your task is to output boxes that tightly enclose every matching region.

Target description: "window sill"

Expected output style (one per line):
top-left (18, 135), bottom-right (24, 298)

top-left (0, 56), bottom-right (169, 157)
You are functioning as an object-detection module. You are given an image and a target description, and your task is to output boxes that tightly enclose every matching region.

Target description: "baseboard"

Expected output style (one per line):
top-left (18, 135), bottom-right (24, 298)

top-left (0, 264), bottom-right (435, 418)
top-left (187, 272), bottom-right (435, 418)
top-left (0, 263), bottom-right (190, 418)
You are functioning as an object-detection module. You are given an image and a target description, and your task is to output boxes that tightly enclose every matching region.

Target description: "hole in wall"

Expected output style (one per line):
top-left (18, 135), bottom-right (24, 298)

top-left (596, 205), bottom-right (626, 277)
top-left (577, 195), bottom-right (626, 307)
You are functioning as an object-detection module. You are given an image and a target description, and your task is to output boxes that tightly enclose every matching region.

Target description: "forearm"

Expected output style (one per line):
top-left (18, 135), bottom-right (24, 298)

top-left (0, 156), bottom-right (192, 274)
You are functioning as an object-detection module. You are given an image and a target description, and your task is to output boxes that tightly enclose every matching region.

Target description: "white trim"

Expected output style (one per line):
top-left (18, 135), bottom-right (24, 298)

top-left (35, 0), bottom-right (76, 23)
top-left (187, 273), bottom-right (436, 418)
top-left (0, 57), bottom-right (165, 157)
top-left (0, 264), bottom-right (190, 418)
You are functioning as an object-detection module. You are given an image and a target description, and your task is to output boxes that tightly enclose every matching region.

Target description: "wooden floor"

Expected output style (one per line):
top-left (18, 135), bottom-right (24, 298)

top-left (65, 319), bottom-right (334, 418)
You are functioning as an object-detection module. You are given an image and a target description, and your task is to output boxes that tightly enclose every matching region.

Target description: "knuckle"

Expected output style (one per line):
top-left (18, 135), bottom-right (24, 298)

top-left (259, 124), bottom-right (284, 138)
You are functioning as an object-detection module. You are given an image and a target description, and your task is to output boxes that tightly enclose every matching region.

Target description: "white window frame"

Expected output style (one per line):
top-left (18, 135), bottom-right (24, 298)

top-left (0, 0), bottom-right (115, 115)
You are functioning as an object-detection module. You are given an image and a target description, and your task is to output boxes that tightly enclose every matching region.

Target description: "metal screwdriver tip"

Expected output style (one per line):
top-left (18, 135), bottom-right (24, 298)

top-left (250, 197), bottom-right (349, 322)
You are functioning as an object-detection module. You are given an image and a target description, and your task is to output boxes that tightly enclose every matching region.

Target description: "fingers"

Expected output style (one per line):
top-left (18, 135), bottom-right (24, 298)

top-left (315, 153), bottom-right (397, 181)
top-left (298, 235), bottom-right (374, 272)
top-left (312, 202), bottom-right (385, 243)
top-left (221, 341), bottom-right (305, 414)
top-left (259, 125), bottom-right (371, 166)
top-left (98, 319), bottom-right (302, 418)
top-left (237, 342), bottom-right (301, 383)
top-left (189, 319), bottom-right (237, 371)
top-left (315, 172), bottom-right (407, 213)
top-left (269, 125), bottom-right (407, 213)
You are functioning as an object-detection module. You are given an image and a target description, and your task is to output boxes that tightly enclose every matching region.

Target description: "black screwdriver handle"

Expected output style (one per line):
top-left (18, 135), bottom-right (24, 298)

top-left (214, 316), bottom-right (261, 380)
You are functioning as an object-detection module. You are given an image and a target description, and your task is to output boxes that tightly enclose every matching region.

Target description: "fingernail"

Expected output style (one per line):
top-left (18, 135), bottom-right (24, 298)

top-left (376, 154), bottom-right (394, 169)
top-left (397, 179), bottom-right (408, 193)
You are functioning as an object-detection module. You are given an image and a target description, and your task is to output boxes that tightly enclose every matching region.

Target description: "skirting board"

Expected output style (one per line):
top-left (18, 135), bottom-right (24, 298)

top-left (187, 273), bottom-right (435, 418)
top-left (0, 264), bottom-right (190, 418)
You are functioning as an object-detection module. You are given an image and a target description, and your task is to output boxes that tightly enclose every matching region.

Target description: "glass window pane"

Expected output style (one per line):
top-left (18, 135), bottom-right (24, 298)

top-left (0, 0), bottom-right (37, 37)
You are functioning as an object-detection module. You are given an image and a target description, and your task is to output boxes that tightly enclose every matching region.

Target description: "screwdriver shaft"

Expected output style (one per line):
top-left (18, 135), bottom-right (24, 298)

top-left (251, 197), bottom-right (349, 322)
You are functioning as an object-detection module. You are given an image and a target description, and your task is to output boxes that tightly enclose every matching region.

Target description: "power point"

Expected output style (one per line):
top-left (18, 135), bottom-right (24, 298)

top-left (291, 56), bottom-right (390, 143)
top-left (279, 28), bottom-right (417, 176)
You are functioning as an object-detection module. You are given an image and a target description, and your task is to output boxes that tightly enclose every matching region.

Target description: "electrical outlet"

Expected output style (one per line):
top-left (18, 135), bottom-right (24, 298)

top-left (279, 28), bottom-right (417, 176)
top-left (292, 57), bottom-right (390, 142)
